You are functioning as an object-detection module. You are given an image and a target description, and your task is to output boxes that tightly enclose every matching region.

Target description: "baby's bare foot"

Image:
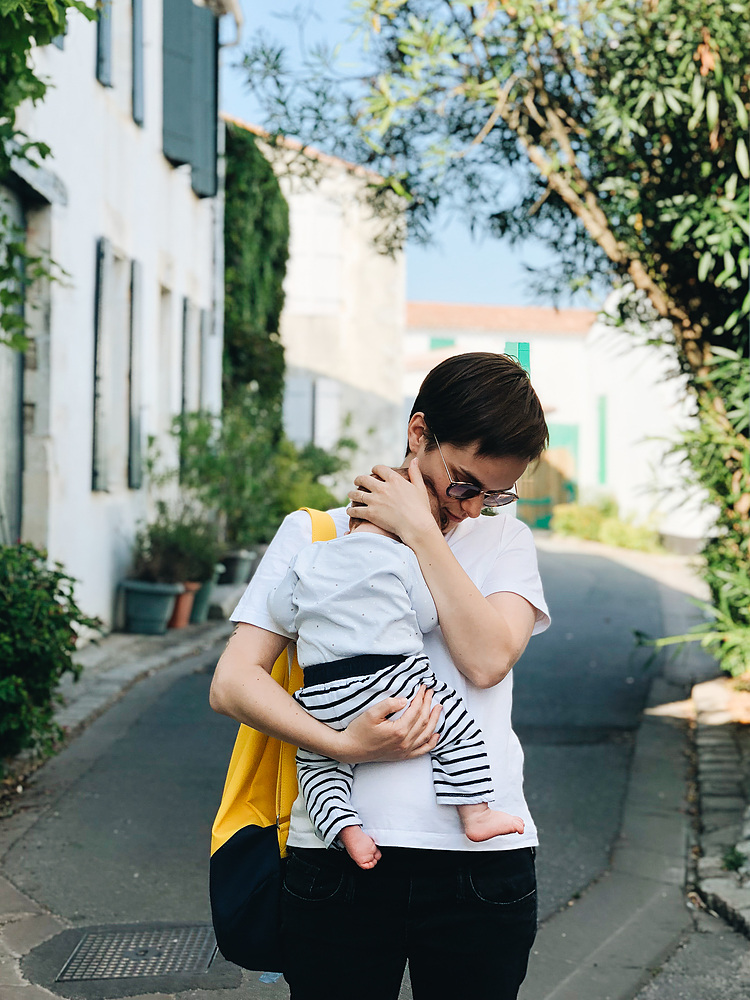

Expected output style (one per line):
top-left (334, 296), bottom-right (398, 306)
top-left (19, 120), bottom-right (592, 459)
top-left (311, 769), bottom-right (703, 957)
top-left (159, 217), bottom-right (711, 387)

top-left (338, 825), bottom-right (381, 869)
top-left (459, 804), bottom-right (525, 842)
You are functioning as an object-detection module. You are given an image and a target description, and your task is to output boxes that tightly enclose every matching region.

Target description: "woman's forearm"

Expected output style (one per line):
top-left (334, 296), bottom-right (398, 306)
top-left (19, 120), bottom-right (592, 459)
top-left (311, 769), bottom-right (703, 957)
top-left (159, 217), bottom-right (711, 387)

top-left (403, 522), bottom-right (524, 688)
top-left (210, 623), bottom-right (442, 764)
top-left (211, 641), bottom-right (351, 758)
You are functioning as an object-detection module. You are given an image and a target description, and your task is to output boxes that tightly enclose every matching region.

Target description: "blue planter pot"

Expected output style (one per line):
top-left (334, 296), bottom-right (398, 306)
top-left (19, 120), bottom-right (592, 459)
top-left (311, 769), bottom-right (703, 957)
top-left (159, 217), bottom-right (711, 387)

top-left (122, 579), bottom-right (184, 635)
top-left (190, 564), bottom-right (224, 625)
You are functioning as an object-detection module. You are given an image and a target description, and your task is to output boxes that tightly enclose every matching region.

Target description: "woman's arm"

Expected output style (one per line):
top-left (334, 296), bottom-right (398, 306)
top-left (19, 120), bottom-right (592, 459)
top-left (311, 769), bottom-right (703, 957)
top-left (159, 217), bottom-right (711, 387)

top-left (210, 622), bottom-right (442, 763)
top-left (349, 462), bottom-right (536, 688)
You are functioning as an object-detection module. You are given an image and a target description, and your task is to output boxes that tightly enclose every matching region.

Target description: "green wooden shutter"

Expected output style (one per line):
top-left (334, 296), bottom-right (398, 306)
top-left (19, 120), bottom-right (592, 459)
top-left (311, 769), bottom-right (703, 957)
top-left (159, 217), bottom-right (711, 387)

top-left (132, 0), bottom-right (145, 126)
top-left (162, 0), bottom-right (194, 164)
top-left (504, 341), bottom-right (530, 374)
top-left (96, 0), bottom-right (113, 87)
top-left (92, 237), bottom-right (112, 491)
top-left (191, 5), bottom-right (219, 197)
top-left (128, 260), bottom-right (143, 489)
top-left (597, 395), bottom-right (608, 485)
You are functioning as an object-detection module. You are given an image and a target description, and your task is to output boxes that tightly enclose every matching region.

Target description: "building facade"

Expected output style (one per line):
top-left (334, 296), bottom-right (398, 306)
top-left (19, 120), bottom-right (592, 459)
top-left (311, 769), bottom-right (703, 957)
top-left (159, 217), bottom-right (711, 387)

top-left (224, 117), bottom-right (406, 497)
top-left (405, 302), bottom-right (713, 551)
top-left (1, 0), bottom-right (225, 626)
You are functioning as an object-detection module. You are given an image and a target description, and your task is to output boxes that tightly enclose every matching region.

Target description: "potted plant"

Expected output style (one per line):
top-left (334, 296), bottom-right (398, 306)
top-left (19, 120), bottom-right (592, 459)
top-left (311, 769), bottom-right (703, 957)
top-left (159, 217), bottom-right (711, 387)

top-left (123, 513), bottom-right (185, 635)
top-left (123, 504), bottom-right (219, 634)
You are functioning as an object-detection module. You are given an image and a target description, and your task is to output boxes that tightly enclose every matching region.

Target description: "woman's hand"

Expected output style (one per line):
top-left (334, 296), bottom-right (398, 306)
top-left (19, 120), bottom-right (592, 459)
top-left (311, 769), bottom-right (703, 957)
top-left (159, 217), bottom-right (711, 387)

top-left (335, 686), bottom-right (442, 765)
top-left (348, 459), bottom-right (440, 548)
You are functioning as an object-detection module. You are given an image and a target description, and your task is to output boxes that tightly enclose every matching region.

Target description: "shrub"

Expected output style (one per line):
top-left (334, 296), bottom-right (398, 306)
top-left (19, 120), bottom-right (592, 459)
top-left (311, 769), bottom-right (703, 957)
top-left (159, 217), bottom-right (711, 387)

top-left (551, 500), bottom-right (662, 553)
top-left (174, 393), bottom-right (354, 547)
top-left (131, 503), bottom-right (222, 583)
top-left (550, 504), bottom-right (604, 541)
top-left (598, 518), bottom-right (662, 554)
top-left (0, 544), bottom-right (102, 772)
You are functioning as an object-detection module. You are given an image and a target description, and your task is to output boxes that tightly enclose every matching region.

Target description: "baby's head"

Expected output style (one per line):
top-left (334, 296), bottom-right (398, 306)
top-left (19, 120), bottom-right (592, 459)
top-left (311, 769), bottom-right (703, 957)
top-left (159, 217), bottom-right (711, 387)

top-left (349, 467), bottom-right (448, 534)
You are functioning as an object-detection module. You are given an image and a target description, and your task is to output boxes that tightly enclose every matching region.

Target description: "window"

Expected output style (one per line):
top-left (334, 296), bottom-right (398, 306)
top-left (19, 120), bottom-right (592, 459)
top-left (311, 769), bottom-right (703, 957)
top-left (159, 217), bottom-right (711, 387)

top-left (162, 0), bottom-right (219, 197)
top-left (96, 0), bottom-right (113, 87)
top-left (181, 298), bottom-right (202, 415)
top-left (128, 261), bottom-right (143, 489)
top-left (92, 239), bottom-right (133, 491)
top-left (132, 0), bottom-right (144, 126)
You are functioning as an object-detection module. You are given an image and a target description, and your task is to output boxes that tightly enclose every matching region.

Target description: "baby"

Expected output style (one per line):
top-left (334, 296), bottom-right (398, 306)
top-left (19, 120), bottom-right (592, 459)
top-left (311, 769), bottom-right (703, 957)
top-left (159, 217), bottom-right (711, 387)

top-left (267, 470), bottom-right (524, 869)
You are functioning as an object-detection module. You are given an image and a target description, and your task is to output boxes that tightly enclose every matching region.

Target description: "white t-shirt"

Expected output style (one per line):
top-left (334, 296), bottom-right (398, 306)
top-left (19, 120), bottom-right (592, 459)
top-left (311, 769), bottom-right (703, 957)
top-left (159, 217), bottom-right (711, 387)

top-left (266, 533), bottom-right (439, 667)
top-left (231, 507), bottom-right (551, 853)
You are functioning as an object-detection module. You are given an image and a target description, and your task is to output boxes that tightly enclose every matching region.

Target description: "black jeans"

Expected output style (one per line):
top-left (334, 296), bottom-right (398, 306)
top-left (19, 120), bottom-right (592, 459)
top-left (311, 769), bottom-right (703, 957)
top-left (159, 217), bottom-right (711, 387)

top-left (281, 845), bottom-right (537, 1000)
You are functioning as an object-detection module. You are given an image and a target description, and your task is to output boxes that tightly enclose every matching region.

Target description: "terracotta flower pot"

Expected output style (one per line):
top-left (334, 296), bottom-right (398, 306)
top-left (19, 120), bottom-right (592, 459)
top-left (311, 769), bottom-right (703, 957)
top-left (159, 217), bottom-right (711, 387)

top-left (168, 581), bottom-right (201, 629)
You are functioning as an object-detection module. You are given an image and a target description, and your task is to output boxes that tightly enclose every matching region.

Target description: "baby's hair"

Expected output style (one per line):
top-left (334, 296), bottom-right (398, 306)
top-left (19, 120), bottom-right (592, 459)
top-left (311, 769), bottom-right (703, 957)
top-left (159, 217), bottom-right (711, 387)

top-left (349, 467), bottom-right (448, 532)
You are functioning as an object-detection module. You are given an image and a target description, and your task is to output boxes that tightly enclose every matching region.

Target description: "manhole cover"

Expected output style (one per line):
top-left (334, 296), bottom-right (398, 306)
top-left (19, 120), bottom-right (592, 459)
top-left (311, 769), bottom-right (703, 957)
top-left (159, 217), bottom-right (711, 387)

top-left (56, 925), bottom-right (217, 981)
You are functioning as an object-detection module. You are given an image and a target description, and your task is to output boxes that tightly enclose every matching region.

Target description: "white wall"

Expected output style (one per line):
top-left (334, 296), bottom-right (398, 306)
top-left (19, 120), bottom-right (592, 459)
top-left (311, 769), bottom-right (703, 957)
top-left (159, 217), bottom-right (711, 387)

top-left (14, 3), bottom-right (223, 625)
top-left (252, 135), bottom-right (406, 493)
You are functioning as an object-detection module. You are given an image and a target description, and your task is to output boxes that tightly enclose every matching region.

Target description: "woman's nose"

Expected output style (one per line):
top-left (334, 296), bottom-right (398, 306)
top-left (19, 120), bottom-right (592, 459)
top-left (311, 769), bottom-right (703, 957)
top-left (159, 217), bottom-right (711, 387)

top-left (461, 495), bottom-right (486, 518)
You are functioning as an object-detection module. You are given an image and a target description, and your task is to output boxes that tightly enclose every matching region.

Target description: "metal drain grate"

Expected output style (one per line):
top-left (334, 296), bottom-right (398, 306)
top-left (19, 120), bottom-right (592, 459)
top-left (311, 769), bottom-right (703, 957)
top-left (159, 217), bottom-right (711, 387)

top-left (56, 925), bottom-right (217, 981)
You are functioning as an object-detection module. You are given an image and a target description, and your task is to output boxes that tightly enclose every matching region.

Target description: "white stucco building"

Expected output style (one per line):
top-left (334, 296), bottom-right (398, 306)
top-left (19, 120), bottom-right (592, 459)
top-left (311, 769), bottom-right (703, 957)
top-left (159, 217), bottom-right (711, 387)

top-left (224, 116), bottom-right (406, 496)
top-left (1, 0), bottom-right (226, 626)
top-left (406, 302), bottom-right (712, 551)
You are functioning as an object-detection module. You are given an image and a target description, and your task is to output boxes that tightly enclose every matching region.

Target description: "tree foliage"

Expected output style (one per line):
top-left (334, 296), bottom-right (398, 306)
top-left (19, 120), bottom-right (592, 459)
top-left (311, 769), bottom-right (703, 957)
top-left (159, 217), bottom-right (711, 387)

top-left (223, 122), bottom-right (290, 410)
top-left (245, 0), bottom-right (750, 674)
top-left (1, 1), bottom-right (96, 348)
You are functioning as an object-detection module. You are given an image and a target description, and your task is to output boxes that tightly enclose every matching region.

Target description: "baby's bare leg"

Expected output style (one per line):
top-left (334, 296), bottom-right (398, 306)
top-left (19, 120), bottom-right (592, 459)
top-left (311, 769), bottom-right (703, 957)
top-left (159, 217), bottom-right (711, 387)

top-left (458, 804), bottom-right (525, 842)
top-left (338, 826), bottom-right (382, 869)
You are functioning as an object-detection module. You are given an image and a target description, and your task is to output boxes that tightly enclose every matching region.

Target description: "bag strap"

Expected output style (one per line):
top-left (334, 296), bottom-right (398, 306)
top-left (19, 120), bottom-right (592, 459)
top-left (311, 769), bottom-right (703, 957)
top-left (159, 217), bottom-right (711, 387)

top-left (275, 507), bottom-right (337, 852)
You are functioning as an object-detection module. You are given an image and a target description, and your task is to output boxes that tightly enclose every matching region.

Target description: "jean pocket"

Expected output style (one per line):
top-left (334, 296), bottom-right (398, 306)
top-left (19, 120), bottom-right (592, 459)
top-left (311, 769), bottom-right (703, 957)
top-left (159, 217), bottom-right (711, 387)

top-left (467, 857), bottom-right (537, 906)
top-left (283, 853), bottom-right (344, 902)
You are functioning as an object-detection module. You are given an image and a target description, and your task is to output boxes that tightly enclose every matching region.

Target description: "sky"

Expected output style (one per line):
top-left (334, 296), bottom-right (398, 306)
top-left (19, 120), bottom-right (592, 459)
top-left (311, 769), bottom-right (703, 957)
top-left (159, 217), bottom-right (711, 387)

top-left (219, 0), bottom-right (592, 309)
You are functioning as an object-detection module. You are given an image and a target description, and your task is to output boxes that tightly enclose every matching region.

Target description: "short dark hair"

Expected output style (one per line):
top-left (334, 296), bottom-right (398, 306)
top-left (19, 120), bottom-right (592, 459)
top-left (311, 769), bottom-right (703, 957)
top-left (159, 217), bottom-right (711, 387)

top-left (409, 352), bottom-right (548, 460)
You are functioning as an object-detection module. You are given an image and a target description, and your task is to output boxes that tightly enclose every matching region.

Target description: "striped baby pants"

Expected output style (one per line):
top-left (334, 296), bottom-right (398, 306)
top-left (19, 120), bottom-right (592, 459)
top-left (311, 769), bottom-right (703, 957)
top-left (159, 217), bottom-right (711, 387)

top-left (293, 652), bottom-right (494, 846)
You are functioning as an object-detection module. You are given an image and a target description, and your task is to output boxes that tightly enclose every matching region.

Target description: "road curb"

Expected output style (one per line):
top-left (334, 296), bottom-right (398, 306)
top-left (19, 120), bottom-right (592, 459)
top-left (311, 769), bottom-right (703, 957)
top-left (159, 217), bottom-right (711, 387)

top-left (692, 716), bottom-right (750, 936)
top-left (519, 708), bottom-right (692, 1000)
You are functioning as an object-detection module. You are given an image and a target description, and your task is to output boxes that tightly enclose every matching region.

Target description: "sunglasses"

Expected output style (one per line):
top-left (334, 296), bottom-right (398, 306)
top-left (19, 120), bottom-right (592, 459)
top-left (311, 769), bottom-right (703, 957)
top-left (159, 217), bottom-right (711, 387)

top-left (433, 434), bottom-right (519, 508)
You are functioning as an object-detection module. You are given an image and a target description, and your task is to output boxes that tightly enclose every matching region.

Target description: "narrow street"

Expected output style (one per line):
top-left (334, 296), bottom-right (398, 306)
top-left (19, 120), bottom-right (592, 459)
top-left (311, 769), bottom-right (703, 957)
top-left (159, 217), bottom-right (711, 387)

top-left (0, 538), bottom-right (720, 998)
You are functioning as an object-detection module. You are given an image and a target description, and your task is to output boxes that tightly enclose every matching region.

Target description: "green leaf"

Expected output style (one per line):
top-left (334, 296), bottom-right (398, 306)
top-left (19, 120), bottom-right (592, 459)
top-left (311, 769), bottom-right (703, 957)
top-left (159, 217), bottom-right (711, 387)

top-left (735, 137), bottom-right (749, 179)
top-left (733, 94), bottom-right (749, 130)
top-left (706, 90), bottom-right (719, 132)
top-left (698, 251), bottom-right (713, 282)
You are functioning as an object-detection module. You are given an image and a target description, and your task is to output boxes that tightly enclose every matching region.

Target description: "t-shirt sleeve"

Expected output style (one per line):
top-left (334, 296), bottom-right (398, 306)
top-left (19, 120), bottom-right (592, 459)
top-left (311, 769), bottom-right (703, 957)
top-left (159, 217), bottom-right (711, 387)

top-left (405, 552), bottom-right (439, 635)
top-left (266, 561), bottom-right (300, 640)
top-left (481, 519), bottom-right (551, 635)
top-left (231, 510), bottom-right (315, 636)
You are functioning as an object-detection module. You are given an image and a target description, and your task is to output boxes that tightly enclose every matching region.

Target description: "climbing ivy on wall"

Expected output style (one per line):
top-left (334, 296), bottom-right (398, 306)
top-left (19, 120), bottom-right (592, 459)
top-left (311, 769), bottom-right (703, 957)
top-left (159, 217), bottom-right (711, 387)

top-left (1, 1), bottom-right (96, 349)
top-left (223, 123), bottom-right (290, 417)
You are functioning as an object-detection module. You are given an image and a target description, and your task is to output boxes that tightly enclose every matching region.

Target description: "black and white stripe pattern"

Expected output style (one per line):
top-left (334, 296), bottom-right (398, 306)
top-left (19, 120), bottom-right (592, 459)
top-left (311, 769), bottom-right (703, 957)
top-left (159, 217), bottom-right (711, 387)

top-left (294, 653), bottom-right (494, 846)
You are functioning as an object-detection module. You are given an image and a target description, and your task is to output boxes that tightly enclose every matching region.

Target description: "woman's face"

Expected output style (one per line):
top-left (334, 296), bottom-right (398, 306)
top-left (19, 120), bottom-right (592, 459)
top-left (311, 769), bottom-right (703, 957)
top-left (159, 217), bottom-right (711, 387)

top-left (407, 413), bottom-right (530, 531)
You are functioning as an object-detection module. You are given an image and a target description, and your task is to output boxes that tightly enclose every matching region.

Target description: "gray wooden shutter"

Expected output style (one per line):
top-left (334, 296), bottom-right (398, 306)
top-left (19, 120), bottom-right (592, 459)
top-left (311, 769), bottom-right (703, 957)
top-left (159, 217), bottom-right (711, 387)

top-left (132, 0), bottom-right (145, 126)
top-left (128, 260), bottom-right (143, 489)
top-left (96, 0), bottom-right (113, 87)
top-left (191, 6), bottom-right (219, 198)
top-left (162, 0), bottom-right (194, 164)
top-left (92, 237), bottom-right (113, 491)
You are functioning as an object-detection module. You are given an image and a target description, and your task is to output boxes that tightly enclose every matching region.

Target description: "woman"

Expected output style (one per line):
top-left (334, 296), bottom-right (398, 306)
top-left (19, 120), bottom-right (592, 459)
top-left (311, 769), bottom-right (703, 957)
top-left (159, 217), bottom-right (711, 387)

top-left (210, 353), bottom-right (551, 1000)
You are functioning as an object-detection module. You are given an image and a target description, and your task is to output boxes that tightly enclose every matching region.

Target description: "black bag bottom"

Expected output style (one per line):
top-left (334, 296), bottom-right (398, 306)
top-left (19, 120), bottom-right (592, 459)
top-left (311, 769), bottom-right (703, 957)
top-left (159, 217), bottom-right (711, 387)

top-left (210, 824), bottom-right (285, 972)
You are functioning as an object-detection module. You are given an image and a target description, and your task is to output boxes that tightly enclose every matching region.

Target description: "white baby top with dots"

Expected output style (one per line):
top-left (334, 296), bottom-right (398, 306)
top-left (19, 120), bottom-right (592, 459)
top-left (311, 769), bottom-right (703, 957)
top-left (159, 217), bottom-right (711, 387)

top-left (266, 533), bottom-right (439, 668)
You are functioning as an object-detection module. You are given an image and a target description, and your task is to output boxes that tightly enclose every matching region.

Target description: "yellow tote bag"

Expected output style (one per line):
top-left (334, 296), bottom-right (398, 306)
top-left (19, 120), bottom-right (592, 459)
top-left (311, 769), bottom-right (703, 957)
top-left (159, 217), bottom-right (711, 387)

top-left (209, 507), bottom-right (337, 971)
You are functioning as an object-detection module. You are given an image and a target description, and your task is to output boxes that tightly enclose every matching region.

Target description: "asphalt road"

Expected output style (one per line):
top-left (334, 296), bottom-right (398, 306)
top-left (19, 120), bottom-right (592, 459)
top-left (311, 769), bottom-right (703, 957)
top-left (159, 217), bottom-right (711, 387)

top-left (516, 547), bottom-right (663, 921)
top-left (3, 546), bottom-right (665, 935)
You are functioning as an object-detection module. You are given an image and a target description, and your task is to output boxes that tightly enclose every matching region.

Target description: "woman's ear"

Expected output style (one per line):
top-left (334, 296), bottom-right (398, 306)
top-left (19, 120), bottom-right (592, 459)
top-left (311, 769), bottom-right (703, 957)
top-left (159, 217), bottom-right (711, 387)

top-left (406, 412), bottom-right (428, 456)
